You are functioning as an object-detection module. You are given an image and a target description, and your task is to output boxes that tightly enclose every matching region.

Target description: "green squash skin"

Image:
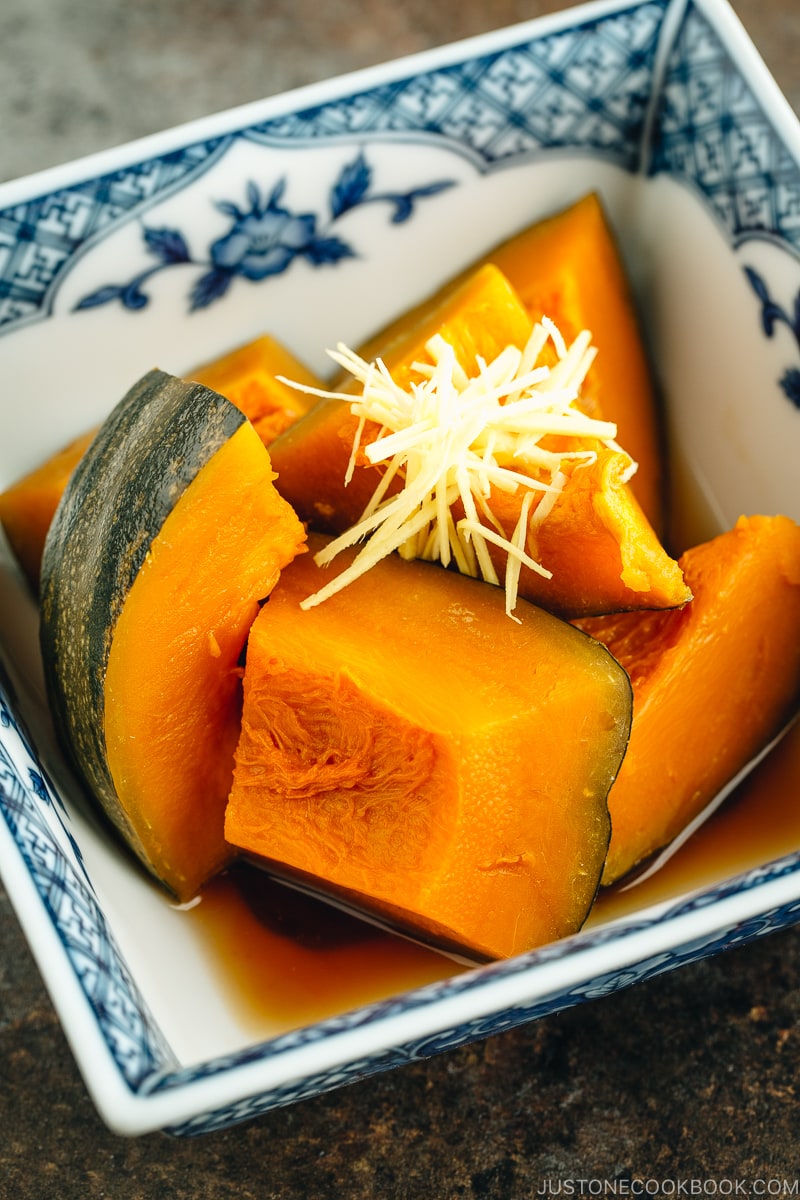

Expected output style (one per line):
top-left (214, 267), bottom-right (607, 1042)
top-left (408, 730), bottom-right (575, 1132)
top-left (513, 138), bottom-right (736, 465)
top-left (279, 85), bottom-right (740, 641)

top-left (39, 368), bottom-right (246, 863)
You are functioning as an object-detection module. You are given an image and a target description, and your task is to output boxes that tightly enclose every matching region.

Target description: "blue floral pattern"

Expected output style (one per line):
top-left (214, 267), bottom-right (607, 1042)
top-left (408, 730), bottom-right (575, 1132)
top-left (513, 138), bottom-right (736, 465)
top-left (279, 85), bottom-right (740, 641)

top-left (2, 0), bottom-right (800, 1138)
top-left (743, 266), bottom-right (800, 408)
top-left (651, 2), bottom-right (800, 412)
top-left (74, 153), bottom-right (455, 313)
top-left (0, 1), bottom-right (667, 335)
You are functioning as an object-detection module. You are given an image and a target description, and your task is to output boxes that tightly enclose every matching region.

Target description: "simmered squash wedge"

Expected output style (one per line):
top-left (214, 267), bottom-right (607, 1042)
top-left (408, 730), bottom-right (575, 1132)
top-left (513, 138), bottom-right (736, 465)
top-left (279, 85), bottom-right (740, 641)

top-left (188, 333), bottom-right (321, 445)
top-left (224, 533), bottom-right (633, 961)
top-left (269, 263), bottom-right (689, 618)
top-left (352, 193), bottom-right (664, 531)
top-left (40, 369), bottom-right (307, 899)
top-left (575, 514), bottom-right (800, 885)
top-left (269, 263), bottom-right (534, 533)
top-left (0, 332), bottom-right (323, 592)
top-left (469, 445), bottom-right (686, 618)
top-left (0, 428), bottom-right (97, 589)
top-left (477, 193), bottom-right (665, 533)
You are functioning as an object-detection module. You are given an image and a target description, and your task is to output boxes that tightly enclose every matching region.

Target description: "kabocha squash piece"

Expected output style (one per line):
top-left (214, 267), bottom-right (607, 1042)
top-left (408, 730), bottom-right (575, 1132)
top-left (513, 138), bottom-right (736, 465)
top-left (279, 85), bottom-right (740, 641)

top-left (224, 533), bottom-right (633, 961)
top-left (353, 193), bottom-right (664, 531)
top-left (575, 514), bottom-right (800, 886)
top-left (0, 429), bottom-right (96, 590)
top-left (188, 333), bottom-right (322, 445)
top-left (269, 263), bottom-right (534, 532)
top-left (445, 445), bottom-right (686, 619)
top-left (0, 333), bottom-right (321, 592)
top-left (477, 193), bottom-right (665, 533)
top-left (40, 369), bottom-right (307, 899)
top-left (269, 263), bottom-right (689, 619)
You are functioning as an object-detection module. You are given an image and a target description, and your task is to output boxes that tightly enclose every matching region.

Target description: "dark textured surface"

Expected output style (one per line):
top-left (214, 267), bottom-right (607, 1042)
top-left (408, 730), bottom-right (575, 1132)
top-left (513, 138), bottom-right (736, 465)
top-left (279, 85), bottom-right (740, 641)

top-left (2, 908), bottom-right (800, 1194)
top-left (2, 0), bottom-right (800, 1194)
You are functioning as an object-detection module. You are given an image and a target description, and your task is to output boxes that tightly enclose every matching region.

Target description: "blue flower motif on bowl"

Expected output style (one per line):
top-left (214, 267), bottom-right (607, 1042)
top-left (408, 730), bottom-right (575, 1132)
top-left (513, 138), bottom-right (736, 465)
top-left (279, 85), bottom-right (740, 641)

top-left (73, 151), bottom-right (455, 314)
top-left (2, 0), bottom-right (800, 1140)
top-left (743, 266), bottom-right (800, 408)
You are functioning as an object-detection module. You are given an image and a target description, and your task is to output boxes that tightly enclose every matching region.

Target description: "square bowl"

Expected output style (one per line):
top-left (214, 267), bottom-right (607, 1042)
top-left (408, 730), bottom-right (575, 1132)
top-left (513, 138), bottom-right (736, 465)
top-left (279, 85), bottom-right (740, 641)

top-left (1, 0), bottom-right (800, 1136)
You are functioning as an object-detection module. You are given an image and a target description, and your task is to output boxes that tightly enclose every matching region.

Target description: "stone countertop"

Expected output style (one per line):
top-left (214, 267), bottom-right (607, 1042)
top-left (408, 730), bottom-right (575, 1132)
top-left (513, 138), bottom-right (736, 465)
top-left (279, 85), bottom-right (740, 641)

top-left (1, 1), bottom-right (800, 1195)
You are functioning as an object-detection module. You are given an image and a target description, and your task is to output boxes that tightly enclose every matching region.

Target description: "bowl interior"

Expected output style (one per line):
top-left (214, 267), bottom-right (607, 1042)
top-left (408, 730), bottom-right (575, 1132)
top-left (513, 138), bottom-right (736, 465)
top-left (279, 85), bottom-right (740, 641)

top-left (1, 0), bottom-right (799, 1131)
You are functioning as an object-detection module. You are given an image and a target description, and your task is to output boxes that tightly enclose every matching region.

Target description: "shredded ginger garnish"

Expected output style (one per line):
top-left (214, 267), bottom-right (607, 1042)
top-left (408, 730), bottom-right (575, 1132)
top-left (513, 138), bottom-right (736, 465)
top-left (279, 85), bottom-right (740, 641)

top-left (281, 318), bottom-right (637, 620)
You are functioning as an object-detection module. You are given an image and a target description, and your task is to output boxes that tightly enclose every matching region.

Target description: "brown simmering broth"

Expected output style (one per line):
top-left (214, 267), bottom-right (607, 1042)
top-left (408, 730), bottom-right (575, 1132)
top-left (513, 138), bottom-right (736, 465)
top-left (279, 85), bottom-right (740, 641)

top-left (188, 864), bottom-right (465, 1035)
top-left (184, 722), bottom-right (800, 1036)
top-left (589, 719), bottom-right (800, 925)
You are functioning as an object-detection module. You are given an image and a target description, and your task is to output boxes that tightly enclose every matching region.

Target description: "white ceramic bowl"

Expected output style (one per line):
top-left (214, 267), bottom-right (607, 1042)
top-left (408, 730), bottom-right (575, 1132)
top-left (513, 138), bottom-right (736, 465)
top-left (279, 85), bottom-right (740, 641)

top-left (1, 0), bottom-right (799, 1137)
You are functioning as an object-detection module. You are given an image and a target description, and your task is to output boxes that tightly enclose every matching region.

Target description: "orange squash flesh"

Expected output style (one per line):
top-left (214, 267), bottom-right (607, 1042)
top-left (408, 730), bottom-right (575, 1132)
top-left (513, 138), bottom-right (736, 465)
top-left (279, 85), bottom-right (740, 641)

top-left (474, 446), bottom-right (688, 616)
top-left (39, 370), bottom-right (308, 901)
top-left (224, 533), bottom-right (633, 961)
top-left (354, 194), bottom-right (664, 532)
top-left (479, 193), bottom-right (665, 533)
top-left (268, 263), bottom-right (534, 533)
top-left (188, 333), bottom-right (321, 445)
top-left (0, 333), bottom-right (322, 593)
top-left (575, 514), bottom-right (800, 886)
top-left (0, 429), bottom-right (96, 589)
top-left (102, 421), bottom-right (307, 899)
top-left (268, 263), bottom-right (689, 618)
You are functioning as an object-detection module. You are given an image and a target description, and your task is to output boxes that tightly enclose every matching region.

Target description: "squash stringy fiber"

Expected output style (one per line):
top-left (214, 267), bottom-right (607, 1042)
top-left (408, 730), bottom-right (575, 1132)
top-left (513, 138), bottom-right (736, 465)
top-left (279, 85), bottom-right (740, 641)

top-left (281, 318), bottom-right (638, 619)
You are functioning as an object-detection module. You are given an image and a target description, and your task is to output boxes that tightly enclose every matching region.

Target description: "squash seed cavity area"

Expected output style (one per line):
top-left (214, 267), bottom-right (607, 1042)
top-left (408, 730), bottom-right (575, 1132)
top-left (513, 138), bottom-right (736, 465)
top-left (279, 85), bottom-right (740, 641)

top-left (227, 663), bottom-right (454, 887)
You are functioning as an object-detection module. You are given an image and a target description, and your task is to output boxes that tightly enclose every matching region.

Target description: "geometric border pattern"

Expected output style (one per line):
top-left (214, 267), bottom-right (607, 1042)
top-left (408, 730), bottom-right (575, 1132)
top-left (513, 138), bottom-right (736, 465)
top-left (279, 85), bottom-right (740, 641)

top-left (243, 3), bottom-right (666, 165)
top-left (6, 637), bottom-right (800, 1137)
top-left (159, 859), bottom-right (800, 1135)
top-left (0, 1), bottom-right (667, 335)
top-left (3, 0), bottom-right (800, 1137)
top-left (5, 653), bottom-right (800, 1137)
top-left (0, 141), bottom-right (227, 332)
top-left (649, 1), bottom-right (800, 256)
top-left (0, 675), bottom-right (174, 1089)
